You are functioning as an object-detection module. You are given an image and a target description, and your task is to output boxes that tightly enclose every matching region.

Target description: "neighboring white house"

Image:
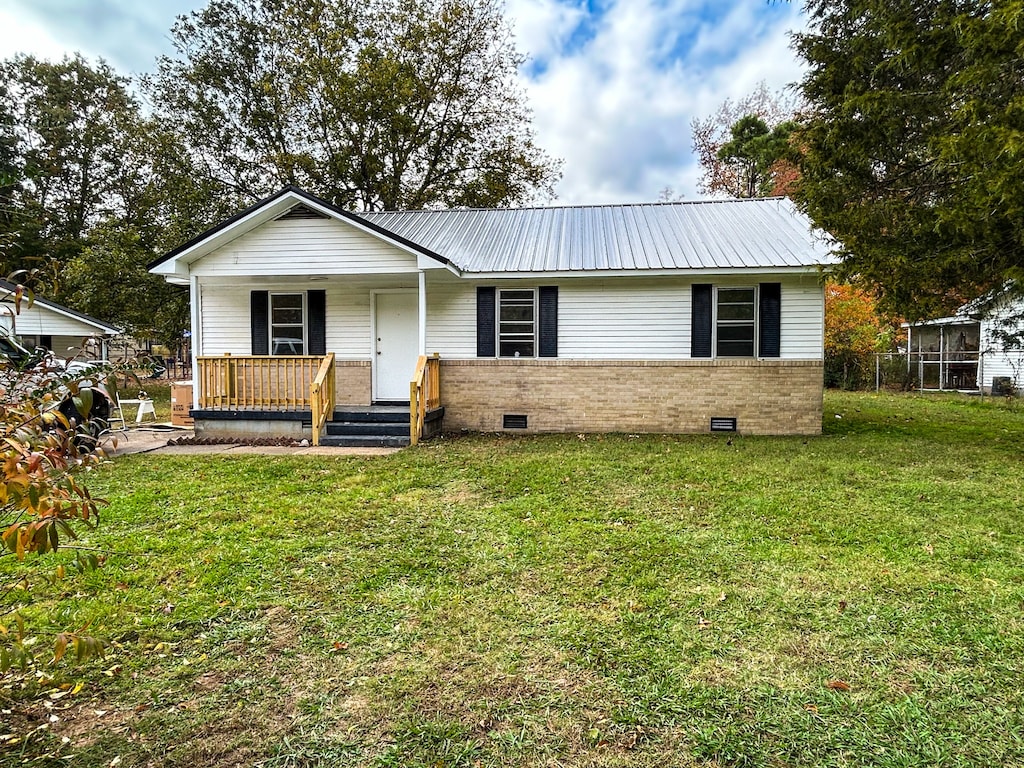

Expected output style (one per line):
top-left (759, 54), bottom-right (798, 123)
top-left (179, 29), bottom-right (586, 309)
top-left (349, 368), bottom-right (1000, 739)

top-left (904, 288), bottom-right (1024, 395)
top-left (150, 187), bottom-right (837, 441)
top-left (0, 279), bottom-right (120, 359)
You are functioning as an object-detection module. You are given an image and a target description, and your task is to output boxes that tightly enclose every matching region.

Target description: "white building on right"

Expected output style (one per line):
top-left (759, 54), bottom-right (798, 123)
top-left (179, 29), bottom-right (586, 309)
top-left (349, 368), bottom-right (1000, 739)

top-left (904, 286), bottom-right (1024, 395)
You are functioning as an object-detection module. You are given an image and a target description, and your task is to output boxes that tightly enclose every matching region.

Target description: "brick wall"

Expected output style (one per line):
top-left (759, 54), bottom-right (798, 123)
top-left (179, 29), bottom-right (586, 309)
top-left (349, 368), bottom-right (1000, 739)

top-left (335, 360), bottom-right (371, 406)
top-left (439, 359), bottom-right (824, 435)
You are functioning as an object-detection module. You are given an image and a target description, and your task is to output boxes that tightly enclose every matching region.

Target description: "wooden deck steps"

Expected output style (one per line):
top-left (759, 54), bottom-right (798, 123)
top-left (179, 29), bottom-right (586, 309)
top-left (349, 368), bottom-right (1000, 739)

top-left (319, 405), bottom-right (412, 448)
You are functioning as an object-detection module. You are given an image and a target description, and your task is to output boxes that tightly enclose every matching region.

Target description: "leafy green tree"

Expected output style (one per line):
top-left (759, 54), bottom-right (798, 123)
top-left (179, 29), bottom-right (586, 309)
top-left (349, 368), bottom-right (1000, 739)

top-left (793, 0), bottom-right (1024, 321)
top-left (715, 115), bottom-right (799, 198)
top-left (691, 81), bottom-right (801, 198)
top-left (0, 55), bottom-right (192, 345)
top-left (0, 55), bottom-right (145, 291)
top-left (145, 0), bottom-right (561, 211)
top-left (62, 226), bottom-right (189, 349)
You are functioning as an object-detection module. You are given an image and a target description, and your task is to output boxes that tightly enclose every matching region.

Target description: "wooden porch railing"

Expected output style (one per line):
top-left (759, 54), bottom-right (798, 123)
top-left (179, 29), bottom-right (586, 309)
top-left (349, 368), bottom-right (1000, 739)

top-left (310, 353), bottom-right (336, 447)
top-left (197, 354), bottom-right (329, 411)
top-left (409, 353), bottom-right (440, 446)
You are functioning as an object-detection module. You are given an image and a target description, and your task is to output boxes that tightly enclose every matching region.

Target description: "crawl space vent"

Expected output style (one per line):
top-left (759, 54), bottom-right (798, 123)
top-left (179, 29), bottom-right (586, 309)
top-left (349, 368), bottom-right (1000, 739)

top-left (503, 414), bottom-right (528, 429)
top-left (710, 417), bottom-right (738, 432)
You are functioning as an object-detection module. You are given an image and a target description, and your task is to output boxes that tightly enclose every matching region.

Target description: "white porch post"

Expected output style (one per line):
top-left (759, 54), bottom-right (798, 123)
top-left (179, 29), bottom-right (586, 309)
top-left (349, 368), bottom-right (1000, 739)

top-left (418, 271), bottom-right (427, 356)
top-left (190, 274), bottom-right (201, 408)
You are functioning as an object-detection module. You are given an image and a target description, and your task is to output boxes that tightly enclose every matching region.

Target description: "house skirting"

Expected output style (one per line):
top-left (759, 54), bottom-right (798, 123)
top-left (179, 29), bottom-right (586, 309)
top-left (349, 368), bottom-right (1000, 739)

top-left (439, 359), bottom-right (825, 436)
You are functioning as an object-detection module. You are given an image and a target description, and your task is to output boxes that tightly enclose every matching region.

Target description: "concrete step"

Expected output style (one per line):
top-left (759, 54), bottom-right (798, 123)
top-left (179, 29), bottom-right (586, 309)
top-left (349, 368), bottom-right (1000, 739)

top-left (326, 421), bottom-right (410, 437)
top-left (318, 434), bottom-right (410, 448)
top-left (332, 406), bottom-right (410, 424)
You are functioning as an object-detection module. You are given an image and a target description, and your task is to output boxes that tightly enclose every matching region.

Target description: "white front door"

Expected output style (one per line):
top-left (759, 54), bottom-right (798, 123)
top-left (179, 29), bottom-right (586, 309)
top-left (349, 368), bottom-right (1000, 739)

top-left (374, 292), bottom-right (420, 402)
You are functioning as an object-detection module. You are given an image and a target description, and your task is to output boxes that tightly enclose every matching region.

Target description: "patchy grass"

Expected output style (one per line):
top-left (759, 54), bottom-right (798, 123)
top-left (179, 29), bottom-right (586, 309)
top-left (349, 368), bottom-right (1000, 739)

top-left (3, 391), bottom-right (1024, 766)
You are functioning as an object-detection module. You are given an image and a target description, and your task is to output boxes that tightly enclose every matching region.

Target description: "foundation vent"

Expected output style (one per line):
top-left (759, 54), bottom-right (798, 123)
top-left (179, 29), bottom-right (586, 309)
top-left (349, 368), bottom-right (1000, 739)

top-left (710, 417), bottom-right (738, 432)
top-left (503, 414), bottom-right (528, 429)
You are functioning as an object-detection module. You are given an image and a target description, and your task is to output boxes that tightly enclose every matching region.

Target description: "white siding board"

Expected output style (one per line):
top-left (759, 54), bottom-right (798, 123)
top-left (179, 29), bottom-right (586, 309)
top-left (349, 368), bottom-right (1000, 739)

top-left (426, 282), bottom-right (477, 357)
top-left (4, 302), bottom-right (109, 336)
top-left (980, 319), bottom-right (1024, 389)
top-left (780, 280), bottom-right (824, 360)
top-left (199, 280), bottom-right (375, 358)
top-left (423, 275), bottom-right (824, 361)
top-left (192, 218), bottom-right (419, 277)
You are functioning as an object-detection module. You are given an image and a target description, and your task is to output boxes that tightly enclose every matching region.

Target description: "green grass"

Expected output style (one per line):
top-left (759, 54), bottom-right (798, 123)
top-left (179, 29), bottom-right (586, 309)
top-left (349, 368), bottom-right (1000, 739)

top-left (3, 391), bottom-right (1024, 767)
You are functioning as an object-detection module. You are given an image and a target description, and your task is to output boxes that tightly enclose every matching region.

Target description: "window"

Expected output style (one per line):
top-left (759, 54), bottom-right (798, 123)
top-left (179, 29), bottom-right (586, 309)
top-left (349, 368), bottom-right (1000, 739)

top-left (715, 287), bottom-right (756, 357)
top-left (270, 293), bottom-right (305, 355)
top-left (498, 289), bottom-right (536, 357)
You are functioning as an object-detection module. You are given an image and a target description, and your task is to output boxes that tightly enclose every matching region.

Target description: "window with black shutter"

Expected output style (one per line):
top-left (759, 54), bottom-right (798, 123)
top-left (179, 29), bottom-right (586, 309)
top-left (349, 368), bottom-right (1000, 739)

top-left (692, 283), bottom-right (781, 359)
top-left (477, 286), bottom-right (558, 358)
top-left (498, 289), bottom-right (535, 357)
top-left (715, 287), bottom-right (756, 357)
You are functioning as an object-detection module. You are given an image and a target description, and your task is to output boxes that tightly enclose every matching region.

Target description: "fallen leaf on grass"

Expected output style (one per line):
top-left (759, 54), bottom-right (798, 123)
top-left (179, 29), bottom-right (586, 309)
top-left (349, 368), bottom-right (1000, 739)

top-left (826, 680), bottom-right (851, 692)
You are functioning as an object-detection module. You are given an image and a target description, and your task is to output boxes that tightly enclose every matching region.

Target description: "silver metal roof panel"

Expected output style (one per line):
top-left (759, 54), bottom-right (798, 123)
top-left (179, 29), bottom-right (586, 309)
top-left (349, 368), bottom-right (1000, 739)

top-left (358, 197), bottom-right (837, 274)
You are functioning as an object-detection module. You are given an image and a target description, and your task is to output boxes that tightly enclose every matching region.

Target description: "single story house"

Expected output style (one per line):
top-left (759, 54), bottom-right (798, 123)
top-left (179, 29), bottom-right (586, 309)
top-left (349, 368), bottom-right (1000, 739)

top-left (904, 288), bottom-right (1023, 395)
top-left (0, 279), bottom-right (120, 359)
top-left (149, 187), bottom-right (837, 445)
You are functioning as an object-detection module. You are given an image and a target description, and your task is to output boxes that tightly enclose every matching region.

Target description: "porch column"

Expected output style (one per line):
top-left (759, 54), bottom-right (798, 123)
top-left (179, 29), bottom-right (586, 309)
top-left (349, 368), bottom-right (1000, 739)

top-left (418, 271), bottom-right (426, 356)
top-left (190, 274), bottom-right (201, 408)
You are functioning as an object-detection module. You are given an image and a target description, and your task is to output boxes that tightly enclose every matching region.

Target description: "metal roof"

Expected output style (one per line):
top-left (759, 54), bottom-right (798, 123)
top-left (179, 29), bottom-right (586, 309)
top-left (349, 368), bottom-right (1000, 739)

top-left (358, 197), bottom-right (837, 273)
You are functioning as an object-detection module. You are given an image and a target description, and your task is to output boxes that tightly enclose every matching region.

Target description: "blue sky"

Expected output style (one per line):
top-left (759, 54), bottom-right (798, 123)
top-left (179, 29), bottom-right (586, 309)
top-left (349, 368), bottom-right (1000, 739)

top-left (0, 0), bottom-right (808, 204)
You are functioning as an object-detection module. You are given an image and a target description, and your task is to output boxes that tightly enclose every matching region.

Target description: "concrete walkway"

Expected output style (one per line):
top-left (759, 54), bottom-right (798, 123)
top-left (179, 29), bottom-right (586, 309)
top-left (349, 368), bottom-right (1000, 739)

top-left (102, 425), bottom-right (401, 457)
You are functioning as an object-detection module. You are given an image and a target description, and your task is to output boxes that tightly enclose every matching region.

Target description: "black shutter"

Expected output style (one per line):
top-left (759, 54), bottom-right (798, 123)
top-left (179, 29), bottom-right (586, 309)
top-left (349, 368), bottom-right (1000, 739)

top-left (251, 290), bottom-right (269, 355)
top-left (759, 282), bottom-right (781, 358)
top-left (307, 290), bottom-right (326, 355)
top-left (691, 284), bottom-right (712, 358)
top-left (476, 287), bottom-right (496, 357)
top-left (538, 286), bottom-right (558, 357)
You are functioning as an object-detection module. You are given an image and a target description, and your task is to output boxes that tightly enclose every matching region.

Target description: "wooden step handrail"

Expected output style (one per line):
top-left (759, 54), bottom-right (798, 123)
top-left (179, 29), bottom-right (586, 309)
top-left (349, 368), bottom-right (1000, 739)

top-left (409, 353), bottom-right (440, 445)
top-left (310, 353), bottom-right (336, 447)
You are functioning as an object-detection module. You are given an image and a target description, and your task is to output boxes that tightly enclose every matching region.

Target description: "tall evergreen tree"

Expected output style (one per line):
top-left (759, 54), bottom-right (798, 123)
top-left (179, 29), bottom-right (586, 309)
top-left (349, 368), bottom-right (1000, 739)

top-left (793, 0), bottom-right (1024, 320)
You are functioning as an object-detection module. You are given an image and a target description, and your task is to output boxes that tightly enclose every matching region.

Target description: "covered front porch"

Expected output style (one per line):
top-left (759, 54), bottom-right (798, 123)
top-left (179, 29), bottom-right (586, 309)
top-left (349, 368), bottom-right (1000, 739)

top-left (191, 352), bottom-right (441, 446)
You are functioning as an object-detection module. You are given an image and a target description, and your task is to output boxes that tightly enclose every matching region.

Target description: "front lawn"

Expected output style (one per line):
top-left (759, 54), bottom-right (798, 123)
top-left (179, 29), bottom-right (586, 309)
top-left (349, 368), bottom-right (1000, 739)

top-left (3, 391), bottom-right (1023, 766)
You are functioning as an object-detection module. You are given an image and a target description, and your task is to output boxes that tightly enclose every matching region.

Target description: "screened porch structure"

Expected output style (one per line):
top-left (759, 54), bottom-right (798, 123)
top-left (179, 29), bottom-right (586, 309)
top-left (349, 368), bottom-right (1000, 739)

top-left (906, 320), bottom-right (982, 391)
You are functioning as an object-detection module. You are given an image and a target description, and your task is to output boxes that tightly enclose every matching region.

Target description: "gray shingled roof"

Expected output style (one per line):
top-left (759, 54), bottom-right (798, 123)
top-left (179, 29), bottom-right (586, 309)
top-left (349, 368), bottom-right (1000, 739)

top-left (358, 197), bottom-right (836, 273)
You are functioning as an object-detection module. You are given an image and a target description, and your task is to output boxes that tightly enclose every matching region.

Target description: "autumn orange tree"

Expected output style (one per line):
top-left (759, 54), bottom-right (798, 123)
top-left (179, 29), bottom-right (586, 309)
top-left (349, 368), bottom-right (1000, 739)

top-left (825, 280), bottom-right (901, 390)
top-left (1, 285), bottom-right (112, 672)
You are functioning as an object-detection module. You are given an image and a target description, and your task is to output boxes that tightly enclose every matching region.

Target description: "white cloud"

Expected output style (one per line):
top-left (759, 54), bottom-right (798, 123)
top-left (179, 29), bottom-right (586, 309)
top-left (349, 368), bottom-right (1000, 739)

top-left (1, 0), bottom-right (810, 207)
top-left (516, 0), bottom-right (808, 204)
top-left (0, 8), bottom-right (76, 63)
top-left (506, 0), bottom-right (587, 65)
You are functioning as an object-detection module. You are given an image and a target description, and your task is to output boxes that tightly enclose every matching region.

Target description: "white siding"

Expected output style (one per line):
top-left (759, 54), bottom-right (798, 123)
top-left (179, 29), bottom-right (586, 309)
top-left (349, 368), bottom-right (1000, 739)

top-left (2, 301), bottom-right (110, 337)
top-left (192, 217), bottom-right (419, 277)
top-left (425, 274), bottom-right (824, 360)
top-left (780, 278), bottom-right (825, 359)
top-left (560, 278), bottom-right (689, 358)
top-left (425, 281), bottom-right (477, 357)
top-left (198, 280), bottom-right (374, 359)
top-left (980, 310), bottom-right (1024, 390)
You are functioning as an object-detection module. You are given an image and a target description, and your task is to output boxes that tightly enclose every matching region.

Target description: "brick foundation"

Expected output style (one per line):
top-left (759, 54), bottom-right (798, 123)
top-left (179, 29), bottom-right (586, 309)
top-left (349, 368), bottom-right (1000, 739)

top-left (439, 359), bottom-right (824, 435)
top-left (335, 360), bottom-right (371, 406)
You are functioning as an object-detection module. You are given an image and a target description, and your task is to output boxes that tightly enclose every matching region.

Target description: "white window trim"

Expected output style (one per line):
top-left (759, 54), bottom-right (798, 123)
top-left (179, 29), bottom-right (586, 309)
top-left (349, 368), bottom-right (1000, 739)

top-left (497, 288), bottom-right (538, 359)
top-left (269, 291), bottom-right (307, 356)
top-left (714, 285), bottom-right (758, 359)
